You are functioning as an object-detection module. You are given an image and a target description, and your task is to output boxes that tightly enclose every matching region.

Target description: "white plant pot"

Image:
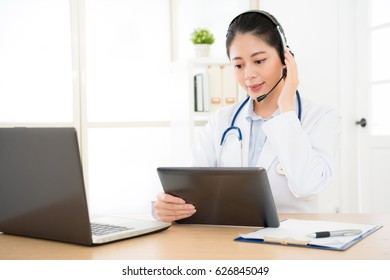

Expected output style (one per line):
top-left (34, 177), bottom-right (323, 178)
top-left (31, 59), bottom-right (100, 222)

top-left (194, 44), bottom-right (210, 57)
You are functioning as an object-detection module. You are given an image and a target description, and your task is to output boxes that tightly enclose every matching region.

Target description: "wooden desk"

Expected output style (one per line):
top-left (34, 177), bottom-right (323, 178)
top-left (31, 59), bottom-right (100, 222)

top-left (0, 214), bottom-right (389, 260)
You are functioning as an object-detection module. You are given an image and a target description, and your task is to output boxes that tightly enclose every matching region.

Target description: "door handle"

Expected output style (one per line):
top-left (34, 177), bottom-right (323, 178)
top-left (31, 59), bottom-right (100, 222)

top-left (356, 118), bottom-right (367, 127)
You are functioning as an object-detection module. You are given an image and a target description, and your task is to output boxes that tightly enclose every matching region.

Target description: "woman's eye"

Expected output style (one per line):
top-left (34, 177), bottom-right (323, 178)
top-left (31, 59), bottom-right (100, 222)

top-left (255, 59), bottom-right (266, 64)
top-left (234, 64), bottom-right (243, 69)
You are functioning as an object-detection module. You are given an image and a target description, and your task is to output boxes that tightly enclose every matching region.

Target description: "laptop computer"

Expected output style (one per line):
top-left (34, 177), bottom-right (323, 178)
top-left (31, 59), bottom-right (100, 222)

top-left (157, 167), bottom-right (280, 227)
top-left (0, 127), bottom-right (170, 245)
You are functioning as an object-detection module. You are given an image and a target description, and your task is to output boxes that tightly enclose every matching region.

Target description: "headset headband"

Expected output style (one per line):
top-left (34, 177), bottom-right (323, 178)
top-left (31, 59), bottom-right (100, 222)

top-left (228, 10), bottom-right (291, 57)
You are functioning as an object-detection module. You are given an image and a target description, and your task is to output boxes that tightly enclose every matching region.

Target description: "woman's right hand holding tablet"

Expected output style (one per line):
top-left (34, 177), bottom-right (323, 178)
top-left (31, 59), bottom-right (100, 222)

top-left (153, 192), bottom-right (196, 222)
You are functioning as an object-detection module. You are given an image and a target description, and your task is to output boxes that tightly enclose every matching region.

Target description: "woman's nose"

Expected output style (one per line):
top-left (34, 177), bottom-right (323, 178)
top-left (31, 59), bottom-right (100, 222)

top-left (244, 64), bottom-right (256, 82)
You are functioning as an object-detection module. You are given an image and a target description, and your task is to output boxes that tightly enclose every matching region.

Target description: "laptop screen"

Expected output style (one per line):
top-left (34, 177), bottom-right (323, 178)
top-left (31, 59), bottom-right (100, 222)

top-left (0, 127), bottom-right (93, 245)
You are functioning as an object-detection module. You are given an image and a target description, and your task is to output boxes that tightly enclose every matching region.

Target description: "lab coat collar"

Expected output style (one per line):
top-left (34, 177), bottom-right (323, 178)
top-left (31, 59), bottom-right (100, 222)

top-left (241, 98), bottom-right (278, 170)
top-left (244, 97), bottom-right (280, 121)
top-left (233, 98), bottom-right (278, 169)
top-left (255, 97), bottom-right (302, 170)
top-left (232, 96), bottom-right (301, 170)
top-left (256, 103), bottom-right (303, 170)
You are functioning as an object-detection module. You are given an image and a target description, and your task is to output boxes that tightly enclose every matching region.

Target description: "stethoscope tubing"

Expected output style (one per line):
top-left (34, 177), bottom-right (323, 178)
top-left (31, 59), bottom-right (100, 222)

top-left (220, 91), bottom-right (302, 146)
top-left (219, 97), bottom-right (250, 146)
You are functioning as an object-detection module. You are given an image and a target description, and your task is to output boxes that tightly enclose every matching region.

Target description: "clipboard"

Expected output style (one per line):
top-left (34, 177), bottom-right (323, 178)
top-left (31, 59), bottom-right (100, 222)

top-left (234, 219), bottom-right (382, 251)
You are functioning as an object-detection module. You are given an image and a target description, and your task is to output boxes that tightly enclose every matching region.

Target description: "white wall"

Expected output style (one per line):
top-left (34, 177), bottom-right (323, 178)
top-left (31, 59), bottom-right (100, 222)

top-left (259, 0), bottom-right (339, 107)
top-left (258, 0), bottom-right (359, 212)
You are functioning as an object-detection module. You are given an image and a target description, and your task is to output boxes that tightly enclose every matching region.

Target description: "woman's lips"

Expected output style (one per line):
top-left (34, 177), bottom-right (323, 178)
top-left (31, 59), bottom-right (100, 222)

top-left (247, 82), bottom-right (265, 93)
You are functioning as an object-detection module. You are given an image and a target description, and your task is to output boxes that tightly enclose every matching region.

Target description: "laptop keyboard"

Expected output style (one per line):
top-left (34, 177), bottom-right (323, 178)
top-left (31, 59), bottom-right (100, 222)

top-left (91, 223), bottom-right (133, 236)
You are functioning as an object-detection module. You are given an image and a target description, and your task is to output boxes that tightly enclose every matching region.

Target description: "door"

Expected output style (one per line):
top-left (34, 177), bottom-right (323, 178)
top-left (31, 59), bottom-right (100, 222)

top-left (357, 0), bottom-right (390, 213)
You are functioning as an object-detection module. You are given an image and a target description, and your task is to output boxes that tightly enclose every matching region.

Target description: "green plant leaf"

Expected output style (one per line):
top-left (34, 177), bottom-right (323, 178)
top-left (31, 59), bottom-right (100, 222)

top-left (190, 28), bottom-right (215, 44)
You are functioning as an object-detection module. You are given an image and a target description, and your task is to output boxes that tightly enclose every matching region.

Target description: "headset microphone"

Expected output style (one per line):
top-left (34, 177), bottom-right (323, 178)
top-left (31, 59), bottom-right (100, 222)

top-left (256, 68), bottom-right (287, 102)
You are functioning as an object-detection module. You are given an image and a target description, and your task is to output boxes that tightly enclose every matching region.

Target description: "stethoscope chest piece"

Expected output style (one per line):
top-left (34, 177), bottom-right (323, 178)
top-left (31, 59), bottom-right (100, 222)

top-left (275, 162), bottom-right (285, 176)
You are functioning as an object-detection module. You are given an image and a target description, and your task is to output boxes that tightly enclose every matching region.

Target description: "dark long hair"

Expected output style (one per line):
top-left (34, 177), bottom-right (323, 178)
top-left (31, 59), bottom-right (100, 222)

top-left (226, 11), bottom-right (285, 63)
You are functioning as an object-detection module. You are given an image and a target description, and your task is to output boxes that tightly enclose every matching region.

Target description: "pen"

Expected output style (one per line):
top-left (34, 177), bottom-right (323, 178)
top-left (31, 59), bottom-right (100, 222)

top-left (307, 229), bottom-right (362, 238)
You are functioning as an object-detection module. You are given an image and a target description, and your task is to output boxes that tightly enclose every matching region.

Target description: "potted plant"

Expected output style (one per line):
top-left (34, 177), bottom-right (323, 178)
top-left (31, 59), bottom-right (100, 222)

top-left (190, 28), bottom-right (215, 57)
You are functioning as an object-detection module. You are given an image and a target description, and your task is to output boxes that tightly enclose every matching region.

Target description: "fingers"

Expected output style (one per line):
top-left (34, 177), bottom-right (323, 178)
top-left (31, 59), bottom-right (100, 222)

top-left (155, 210), bottom-right (196, 223)
top-left (284, 51), bottom-right (299, 87)
top-left (154, 192), bottom-right (196, 223)
top-left (278, 51), bottom-right (299, 113)
top-left (157, 192), bottom-right (186, 204)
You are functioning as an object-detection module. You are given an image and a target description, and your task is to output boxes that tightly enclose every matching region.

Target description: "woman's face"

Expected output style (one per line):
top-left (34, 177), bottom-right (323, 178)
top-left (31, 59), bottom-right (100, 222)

top-left (229, 33), bottom-right (284, 101)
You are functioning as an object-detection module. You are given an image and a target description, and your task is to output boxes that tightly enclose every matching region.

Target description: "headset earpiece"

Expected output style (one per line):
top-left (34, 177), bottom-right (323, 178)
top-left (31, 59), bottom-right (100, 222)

top-left (282, 68), bottom-right (287, 79)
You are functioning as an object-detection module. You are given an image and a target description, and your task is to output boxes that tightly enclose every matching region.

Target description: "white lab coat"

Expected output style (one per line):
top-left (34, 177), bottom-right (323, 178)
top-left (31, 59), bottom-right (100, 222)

top-left (191, 97), bottom-right (341, 213)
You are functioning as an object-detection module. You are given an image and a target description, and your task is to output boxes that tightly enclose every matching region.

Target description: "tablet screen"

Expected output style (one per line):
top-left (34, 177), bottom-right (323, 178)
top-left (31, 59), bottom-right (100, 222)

top-left (157, 167), bottom-right (279, 227)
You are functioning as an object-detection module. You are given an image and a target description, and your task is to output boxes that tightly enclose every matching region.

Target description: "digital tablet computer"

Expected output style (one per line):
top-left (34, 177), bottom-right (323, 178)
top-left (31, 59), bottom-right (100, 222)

top-left (156, 167), bottom-right (279, 227)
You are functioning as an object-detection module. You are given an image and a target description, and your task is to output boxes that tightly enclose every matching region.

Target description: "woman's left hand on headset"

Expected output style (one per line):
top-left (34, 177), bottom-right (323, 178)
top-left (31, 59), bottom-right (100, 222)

top-left (277, 50), bottom-right (299, 114)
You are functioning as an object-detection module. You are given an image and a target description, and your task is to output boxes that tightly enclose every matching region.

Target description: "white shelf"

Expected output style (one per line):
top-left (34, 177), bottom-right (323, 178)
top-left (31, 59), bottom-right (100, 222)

top-left (170, 57), bottom-right (237, 149)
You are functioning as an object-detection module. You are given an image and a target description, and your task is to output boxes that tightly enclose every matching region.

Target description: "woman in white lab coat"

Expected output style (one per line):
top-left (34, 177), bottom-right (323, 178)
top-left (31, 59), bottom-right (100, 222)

top-left (154, 10), bottom-right (341, 222)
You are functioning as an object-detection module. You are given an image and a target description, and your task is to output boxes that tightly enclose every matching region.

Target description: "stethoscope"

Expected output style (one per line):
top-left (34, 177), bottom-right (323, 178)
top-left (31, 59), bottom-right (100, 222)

top-left (218, 90), bottom-right (302, 172)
